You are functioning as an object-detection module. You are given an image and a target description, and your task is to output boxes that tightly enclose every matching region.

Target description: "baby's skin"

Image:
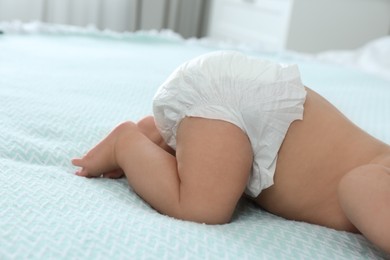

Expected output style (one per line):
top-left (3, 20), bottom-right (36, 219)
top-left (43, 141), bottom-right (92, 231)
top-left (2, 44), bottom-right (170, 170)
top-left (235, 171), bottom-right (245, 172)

top-left (72, 87), bottom-right (390, 253)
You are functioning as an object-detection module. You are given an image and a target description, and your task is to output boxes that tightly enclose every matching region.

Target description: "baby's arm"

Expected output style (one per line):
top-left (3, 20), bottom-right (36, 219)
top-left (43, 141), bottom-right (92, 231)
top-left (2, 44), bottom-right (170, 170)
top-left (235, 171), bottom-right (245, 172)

top-left (338, 159), bottom-right (390, 253)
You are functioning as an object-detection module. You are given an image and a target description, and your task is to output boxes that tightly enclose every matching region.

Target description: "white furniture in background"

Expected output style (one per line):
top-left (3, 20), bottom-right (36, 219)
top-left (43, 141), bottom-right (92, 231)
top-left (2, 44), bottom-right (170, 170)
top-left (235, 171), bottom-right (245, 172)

top-left (207, 0), bottom-right (293, 50)
top-left (207, 0), bottom-right (390, 53)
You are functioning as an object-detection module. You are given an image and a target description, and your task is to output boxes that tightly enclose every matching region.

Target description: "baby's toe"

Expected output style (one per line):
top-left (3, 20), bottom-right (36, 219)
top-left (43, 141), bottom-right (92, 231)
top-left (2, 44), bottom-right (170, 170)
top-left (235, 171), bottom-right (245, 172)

top-left (71, 158), bottom-right (84, 167)
top-left (75, 168), bottom-right (92, 177)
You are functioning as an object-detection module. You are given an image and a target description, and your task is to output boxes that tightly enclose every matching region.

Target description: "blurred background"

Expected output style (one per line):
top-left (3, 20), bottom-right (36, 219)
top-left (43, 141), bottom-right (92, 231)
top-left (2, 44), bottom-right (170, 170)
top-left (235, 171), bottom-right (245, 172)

top-left (0, 0), bottom-right (389, 53)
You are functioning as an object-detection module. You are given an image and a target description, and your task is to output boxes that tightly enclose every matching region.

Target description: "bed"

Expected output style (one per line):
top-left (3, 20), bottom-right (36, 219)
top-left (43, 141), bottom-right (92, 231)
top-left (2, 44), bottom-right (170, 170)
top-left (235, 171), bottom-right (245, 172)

top-left (0, 22), bottom-right (389, 259)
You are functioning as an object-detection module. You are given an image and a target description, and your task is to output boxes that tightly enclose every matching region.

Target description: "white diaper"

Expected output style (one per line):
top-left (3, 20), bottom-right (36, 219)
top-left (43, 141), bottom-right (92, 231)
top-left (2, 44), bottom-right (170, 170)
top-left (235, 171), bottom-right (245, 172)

top-left (153, 51), bottom-right (307, 197)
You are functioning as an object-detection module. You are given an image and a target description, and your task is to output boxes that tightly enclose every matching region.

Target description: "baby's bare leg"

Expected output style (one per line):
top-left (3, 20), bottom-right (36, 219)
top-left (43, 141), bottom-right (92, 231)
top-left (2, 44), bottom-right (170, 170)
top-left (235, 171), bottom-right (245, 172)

top-left (72, 117), bottom-right (170, 178)
top-left (137, 116), bottom-right (175, 155)
top-left (338, 161), bottom-right (390, 253)
top-left (73, 117), bottom-right (252, 224)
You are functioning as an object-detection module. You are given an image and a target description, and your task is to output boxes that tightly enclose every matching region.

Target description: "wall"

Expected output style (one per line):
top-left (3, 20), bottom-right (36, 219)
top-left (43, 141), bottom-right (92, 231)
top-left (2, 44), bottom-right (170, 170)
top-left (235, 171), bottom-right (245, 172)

top-left (0, 0), bottom-right (206, 38)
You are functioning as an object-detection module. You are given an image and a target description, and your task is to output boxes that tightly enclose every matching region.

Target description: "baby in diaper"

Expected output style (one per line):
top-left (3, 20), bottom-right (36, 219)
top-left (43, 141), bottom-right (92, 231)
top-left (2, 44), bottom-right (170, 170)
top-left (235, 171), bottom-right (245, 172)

top-left (73, 51), bottom-right (390, 253)
top-left (153, 51), bottom-right (306, 197)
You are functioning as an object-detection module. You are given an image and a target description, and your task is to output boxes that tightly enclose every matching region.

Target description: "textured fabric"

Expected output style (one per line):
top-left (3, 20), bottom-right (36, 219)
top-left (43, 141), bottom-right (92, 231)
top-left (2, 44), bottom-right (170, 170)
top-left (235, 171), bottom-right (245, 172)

top-left (153, 51), bottom-right (306, 196)
top-left (0, 23), bottom-right (389, 259)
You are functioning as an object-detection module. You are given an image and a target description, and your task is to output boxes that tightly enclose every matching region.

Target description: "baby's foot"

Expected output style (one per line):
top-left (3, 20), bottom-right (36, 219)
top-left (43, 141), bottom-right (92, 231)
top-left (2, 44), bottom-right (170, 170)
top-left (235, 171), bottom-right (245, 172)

top-left (72, 148), bottom-right (117, 178)
top-left (102, 169), bottom-right (125, 179)
top-left (72, 123), bottom-right (130, 177)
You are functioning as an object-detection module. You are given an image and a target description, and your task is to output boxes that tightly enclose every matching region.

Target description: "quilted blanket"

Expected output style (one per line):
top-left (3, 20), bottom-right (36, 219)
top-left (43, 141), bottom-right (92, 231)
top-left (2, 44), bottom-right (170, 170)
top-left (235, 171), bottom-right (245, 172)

top-left (0, 22), bottom-right (389, 259)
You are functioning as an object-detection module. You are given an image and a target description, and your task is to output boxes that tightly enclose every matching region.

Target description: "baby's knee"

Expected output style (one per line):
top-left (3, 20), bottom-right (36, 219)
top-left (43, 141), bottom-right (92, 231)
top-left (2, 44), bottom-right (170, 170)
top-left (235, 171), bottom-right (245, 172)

top-left (114, 121), bottom-right (138, 135)
top-left (136, 116), bottom-right (164, 144)
top-left (136, 116), bottom-right (155, 132)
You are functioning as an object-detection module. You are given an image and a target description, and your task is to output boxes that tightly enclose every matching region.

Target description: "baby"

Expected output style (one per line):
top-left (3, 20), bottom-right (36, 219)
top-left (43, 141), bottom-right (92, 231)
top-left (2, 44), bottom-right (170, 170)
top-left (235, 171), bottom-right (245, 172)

top-left (72, 51), bottom-right (390, 253)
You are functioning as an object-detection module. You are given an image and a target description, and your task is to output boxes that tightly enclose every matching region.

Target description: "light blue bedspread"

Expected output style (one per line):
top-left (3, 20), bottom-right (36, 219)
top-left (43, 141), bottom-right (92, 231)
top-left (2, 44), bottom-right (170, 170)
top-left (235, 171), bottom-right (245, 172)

top-left (0, 24), bottom-right (389, 259)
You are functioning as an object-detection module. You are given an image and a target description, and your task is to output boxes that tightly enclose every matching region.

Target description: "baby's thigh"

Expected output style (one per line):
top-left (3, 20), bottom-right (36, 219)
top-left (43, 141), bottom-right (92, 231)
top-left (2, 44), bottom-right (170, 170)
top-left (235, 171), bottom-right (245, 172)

top-left (175, 117), bottom-right (253, 224)
top-left (338, 163), bottom-right (390, 252)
